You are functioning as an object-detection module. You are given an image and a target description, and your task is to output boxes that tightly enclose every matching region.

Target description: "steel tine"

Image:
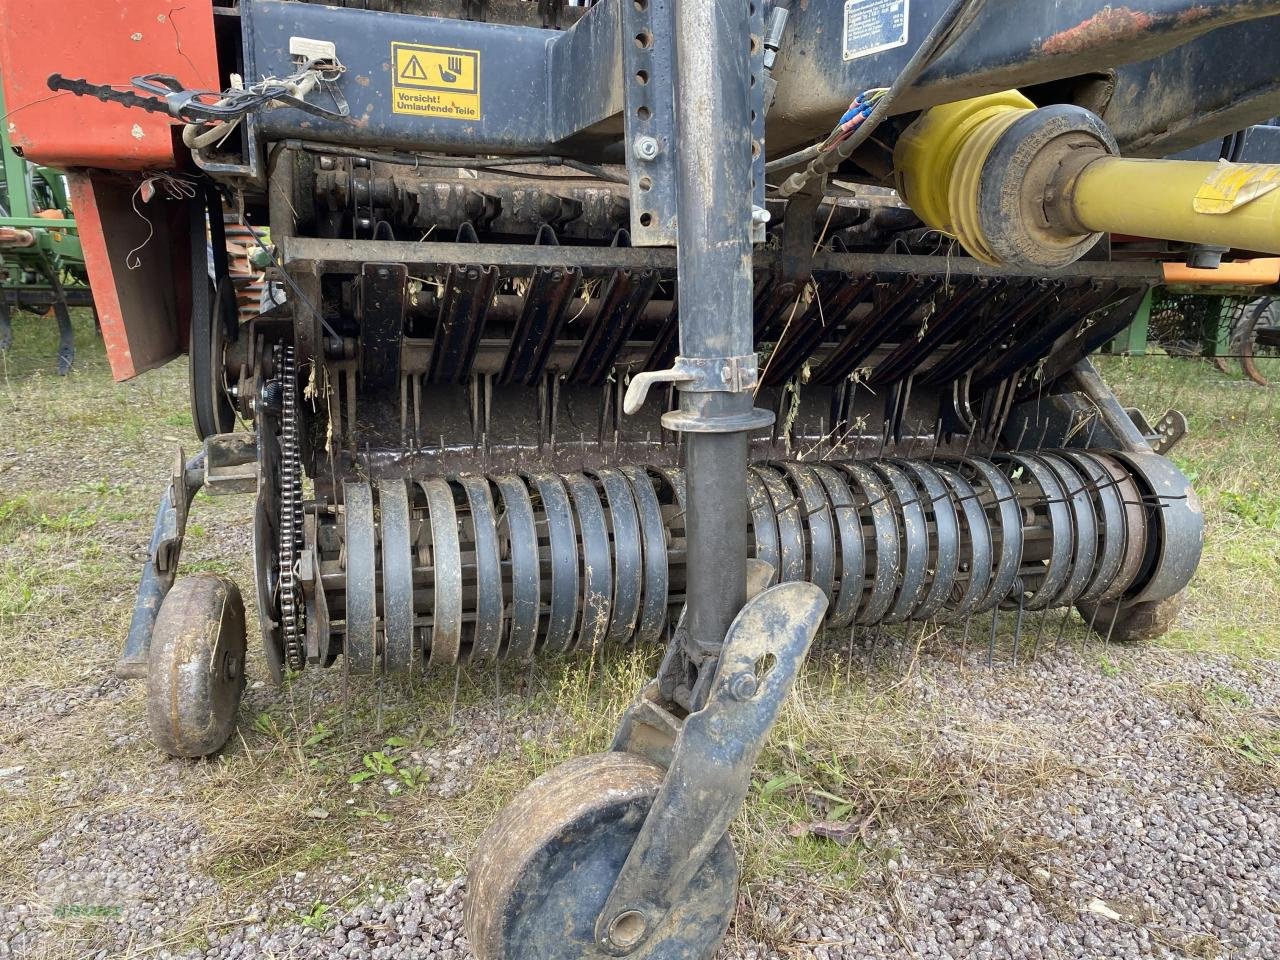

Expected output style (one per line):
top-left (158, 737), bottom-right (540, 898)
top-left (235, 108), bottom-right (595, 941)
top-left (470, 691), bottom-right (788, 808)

top-left (1103, 600), bottom-right (1123, 648)
top-left (376, 672), bottom-right (385, 735)
top-left (1053, 605), bottom-right (1074, 653)
top-left (1030, 608), bottom-right (1050, 661)
top-left (866, 625), bottom-right (882, 677)
top-left (1084, 600), bottom-right (1103, 651)
top-left (449, 665), bottom-right (461, 728)
top-left (987, 608), bottom-right (999, 668)
top-left (1011, 589), bottom-right (1026, 667)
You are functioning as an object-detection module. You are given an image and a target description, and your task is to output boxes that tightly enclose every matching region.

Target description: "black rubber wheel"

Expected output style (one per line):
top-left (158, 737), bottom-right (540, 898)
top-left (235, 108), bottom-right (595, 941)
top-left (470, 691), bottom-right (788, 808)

top-left (1235, 298), bottom-right (1278, 388)
top-left (1077, 590), bottom-right (1185, 643)
top-left (146, 574), bottom-right (247, 757)
top-left (465, 752), bottom-right (738, 960)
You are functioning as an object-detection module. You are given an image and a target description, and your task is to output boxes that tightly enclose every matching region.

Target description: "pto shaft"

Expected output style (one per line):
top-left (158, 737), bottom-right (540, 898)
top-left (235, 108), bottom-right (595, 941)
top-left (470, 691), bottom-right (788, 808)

top-left (1064, 157), bottom-right (1280, 255)
top-left (894, 91), bottom-right (1280, 269)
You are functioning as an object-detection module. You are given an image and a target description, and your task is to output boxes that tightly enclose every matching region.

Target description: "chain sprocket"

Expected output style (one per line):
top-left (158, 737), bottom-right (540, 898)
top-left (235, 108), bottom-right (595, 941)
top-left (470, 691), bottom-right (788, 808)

top-left (277, 344), bottom-right (306, 670)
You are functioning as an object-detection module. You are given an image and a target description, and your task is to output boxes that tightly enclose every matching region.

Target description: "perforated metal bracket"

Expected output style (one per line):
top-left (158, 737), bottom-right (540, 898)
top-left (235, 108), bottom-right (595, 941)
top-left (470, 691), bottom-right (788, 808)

top-left (1151, 409), bottom-right (1188, 454)
top-left (1125, 405), bottom-right (1188, 455)
top-left (623, 354), bottom-right (761, 415)
top-left (622, 0), bottom-right (678, 245)
top-left (749, 0), bottom-right (767, 243)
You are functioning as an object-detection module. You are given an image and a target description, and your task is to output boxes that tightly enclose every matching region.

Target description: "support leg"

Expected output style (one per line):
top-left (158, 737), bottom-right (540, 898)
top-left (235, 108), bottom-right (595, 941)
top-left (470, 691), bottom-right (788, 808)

top-left (0, 298), bottom-right (12, 353)
top-left (118, 452), bottom-right (206, 678)
top-left (53, 297), bottom-right (75, 375)
top-left (667, 0), bottom-right (770, 695)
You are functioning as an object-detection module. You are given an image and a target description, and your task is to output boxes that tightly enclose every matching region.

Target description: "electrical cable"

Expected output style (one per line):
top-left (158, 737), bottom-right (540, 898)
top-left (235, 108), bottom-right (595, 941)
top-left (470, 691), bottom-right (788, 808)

top-left (771, 0), bottom-right (987, 196)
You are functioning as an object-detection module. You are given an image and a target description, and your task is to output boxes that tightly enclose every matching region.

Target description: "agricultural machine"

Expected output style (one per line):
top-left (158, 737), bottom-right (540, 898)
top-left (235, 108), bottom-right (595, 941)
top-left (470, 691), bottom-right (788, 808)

top-left (0, 83), bottom-right (92, 373)
top-left (3, 1), bottom-right (1279, 956)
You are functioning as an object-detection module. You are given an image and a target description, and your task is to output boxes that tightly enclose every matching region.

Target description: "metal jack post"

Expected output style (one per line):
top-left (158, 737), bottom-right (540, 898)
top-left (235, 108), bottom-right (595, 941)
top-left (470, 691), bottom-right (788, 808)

top-left (465, 1), bottom-right (826, 956)
top-left (626, 0), bottom-right (779, 704)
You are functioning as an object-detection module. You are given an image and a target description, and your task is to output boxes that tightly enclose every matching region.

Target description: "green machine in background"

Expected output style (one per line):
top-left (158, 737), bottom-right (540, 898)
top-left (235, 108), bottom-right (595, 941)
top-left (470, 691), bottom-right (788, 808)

top-left (0, 83), bottom-right (93, 374)
top-left (1109, 287), bottom-right (1280, 388)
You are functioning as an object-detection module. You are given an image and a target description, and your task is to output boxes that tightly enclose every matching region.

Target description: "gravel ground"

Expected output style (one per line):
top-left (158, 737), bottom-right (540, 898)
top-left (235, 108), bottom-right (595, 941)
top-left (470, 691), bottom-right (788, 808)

top-left (2, 327), bottom-right (1278, 959)
top-left (2, 631), bottom-right (1276, 960)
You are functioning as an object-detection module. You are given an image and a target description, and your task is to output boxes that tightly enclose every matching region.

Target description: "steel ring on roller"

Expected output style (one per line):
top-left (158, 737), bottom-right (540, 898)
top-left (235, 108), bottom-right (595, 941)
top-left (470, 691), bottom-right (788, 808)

top-left (835, 461), bottom-right (900, 625)
top-left (892, 460), bottom-right (961, 622)
top-left (378, 478), bottom-right (415, 674)
top-left (621, 466), bottom-right (669, 646)
top-left (776, 462), bottom-right (836, 609)
top-left (932, 462), bottom-right (992, 623)
top-left (459, 475), bottom-right (504, 663)
top-left (1088, 454), bottom-right (1148, 604)
top-left (492, 474), bottom-right (540, 661)
top-left (562, 473), bottom-right (613, 653)
top-left (1103, 450), bottom-right (1203, 605)
top-left (810, 463), bottom-right (865, 629)
top-left (343, 480), bottom-right (378, 675)
top-left (655, 466), bottom-right (686, 511)
top-left (996, 453), bottom-right (1072, 611)
top-left (939, 457), bottom-right (1022, 613)
top-left (867, 460), bottom-right (928, 623)
top-left (528, 472), bottom-right (579, 656)
top-left (1035, 453), bottom-right (1098, 608)
top-left (752, 465), bottom-right (806, 584)
top-left (651, 467), bottom-right (686, 624)
top-left (421, 477), bottom-right (463, 667)
top-left (591, 468), bottom-right (643, 644)
top-left (1059, 451), bottom-right (1125, 605)
top-left (746, 469), bottom-right (780, 585)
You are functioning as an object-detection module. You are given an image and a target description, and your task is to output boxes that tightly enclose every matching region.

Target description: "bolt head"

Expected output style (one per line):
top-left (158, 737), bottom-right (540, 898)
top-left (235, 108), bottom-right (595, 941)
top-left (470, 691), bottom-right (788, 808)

top-left (729, 672), bottom-right (758, 701)
top-left (606, 911), bottom-right (647, 950)
top-left (634, 135), bottom-right (659, 161)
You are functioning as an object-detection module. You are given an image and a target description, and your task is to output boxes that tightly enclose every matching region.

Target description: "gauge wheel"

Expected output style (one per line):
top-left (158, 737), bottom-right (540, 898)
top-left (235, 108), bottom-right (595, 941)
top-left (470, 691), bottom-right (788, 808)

top-left (146, 574), bottom-right (247, 757)
top-left (465, 751), bottom-right (738, 960)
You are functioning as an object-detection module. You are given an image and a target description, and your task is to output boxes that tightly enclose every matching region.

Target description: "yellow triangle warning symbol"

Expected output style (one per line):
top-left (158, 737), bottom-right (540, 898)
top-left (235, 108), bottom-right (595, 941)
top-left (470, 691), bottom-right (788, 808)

top-left (401, 55), bottom-right (429, 80)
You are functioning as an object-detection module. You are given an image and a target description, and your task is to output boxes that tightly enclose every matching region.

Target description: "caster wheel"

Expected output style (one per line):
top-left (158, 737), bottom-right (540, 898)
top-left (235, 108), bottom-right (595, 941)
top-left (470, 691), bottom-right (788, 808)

top-left (465, 752), bottom-right (738, 960)
top-left (146, 574), bottom-right (247, 757)
top-left (1077, 590), bottom-right (1184, 642)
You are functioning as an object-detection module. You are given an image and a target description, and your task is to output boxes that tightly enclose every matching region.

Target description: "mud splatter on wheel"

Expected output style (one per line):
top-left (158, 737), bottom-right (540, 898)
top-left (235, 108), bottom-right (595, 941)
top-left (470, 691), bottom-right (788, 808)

top-left (146, 574), bottom-right (247, 758)
top-left (465, 752), bottom-right (737, 960)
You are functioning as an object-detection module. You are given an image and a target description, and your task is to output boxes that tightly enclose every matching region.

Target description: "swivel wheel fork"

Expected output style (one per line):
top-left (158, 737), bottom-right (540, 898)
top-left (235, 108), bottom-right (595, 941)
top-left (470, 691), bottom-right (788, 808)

top-left (465, 579), bottom-right (828, 959)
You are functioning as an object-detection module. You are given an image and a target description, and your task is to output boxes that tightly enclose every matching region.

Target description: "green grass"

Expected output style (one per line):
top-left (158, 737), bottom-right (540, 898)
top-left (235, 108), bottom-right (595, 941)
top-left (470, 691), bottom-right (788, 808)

top-left (1095, 354), bottom-right (1280, 659)
top-left (0, 311), bottom-right (1277, 950)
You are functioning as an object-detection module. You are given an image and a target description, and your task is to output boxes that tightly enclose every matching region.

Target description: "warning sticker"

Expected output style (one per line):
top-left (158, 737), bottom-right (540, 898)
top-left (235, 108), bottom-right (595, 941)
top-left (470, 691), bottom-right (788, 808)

top-left (1193, 162), bottom-right (1280, 215)
top-left (391, 42), bottom-right (481, 120)
top-left (843, 0), bottom-right (910, 61)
